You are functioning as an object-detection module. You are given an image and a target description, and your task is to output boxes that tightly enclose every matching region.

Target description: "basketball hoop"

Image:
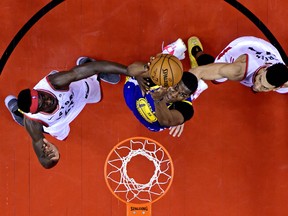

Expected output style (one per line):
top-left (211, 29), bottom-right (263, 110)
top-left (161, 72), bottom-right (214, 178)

top-left (104, 137), bottom-right (174, 216)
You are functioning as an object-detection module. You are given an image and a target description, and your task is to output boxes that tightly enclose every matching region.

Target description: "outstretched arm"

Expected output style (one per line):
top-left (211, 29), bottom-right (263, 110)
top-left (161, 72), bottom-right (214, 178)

top-left (190, 55), bottom-right (247, 81)
top-left (24, 117), bottom-right (60, 169)
top-left (48, 60), bottom-right (149, 90)
top-left (48, 61), bottom-right (129, 90)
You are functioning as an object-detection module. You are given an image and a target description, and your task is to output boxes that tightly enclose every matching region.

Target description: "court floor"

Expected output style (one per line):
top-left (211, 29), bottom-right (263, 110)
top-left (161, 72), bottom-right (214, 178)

top-left (1, 0), bottom-right (288, 215)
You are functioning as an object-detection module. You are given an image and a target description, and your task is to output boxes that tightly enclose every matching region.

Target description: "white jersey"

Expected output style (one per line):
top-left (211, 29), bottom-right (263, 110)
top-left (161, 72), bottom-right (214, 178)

top-left (214, 36), bottom-right (288, 94)
top-left (24, 72), bottom-right (101, 140)
top-left (161, 39), bottom-right (209, 98)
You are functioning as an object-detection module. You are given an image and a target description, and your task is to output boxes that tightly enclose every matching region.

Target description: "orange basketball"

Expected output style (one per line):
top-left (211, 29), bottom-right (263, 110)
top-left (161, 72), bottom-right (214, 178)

top-left (148, 54), bottom-right (183, 87)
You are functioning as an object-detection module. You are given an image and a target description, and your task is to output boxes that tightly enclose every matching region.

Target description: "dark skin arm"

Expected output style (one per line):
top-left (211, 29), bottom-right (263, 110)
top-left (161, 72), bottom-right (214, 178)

top-left (129, 62), bottom-right (151, 93)
top-left (48, 60), bottom-right (147, 90)
top-left (154, 99), bottom-right (184, 126)
top-left (149, 87), bottom-right (184, 126)
top-left (24, 117), bottom-right (60, 169)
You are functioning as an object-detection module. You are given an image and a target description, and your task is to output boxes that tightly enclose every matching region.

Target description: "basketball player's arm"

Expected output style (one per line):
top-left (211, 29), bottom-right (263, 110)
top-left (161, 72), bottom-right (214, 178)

top-left (154, 100), bottom-right (185, 126)
top-left (128, 62), bottom-right (152, 93)
top-left (127, 61), bottom-right (149, 77)
top-left (23, 117), bottom-right (60, 169)
top-left (150, 88), bottom-right (185, 126)
top-left (189, 61), bottom-right (245, 81)
top-left (48, 61), bottom-right (147, 90)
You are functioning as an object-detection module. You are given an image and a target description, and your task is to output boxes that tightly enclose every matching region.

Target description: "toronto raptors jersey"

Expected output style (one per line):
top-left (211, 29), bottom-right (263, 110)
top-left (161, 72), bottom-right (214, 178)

top-left (24, 72), bottom-right (101, 140)
top-left (214, 36), bottom-right (288, 93)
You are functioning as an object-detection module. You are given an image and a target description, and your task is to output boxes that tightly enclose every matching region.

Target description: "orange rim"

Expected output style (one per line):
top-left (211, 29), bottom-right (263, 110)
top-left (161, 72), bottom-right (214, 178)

top-left (104, 136), bottom-right (174, 205)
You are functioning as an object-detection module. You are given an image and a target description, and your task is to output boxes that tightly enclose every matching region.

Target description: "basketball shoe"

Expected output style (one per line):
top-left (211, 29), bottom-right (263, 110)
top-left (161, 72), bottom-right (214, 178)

top-left (162, 38), bottom-right (187, 60)
top-left (187, 36), bottom-right (203, 68)
top-left (76, 57), bottom-right (120, 84)
top-left (5, 95), bottom-right (24, 126)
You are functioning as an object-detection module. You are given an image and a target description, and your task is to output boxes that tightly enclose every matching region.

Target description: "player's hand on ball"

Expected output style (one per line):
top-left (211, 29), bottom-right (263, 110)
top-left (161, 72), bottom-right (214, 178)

top-left (135, 76), bottom-right (151, 93)
top-left (149, 56), bottom-right (155, 63)
top-left (42, 138), bottom-right (60, 161)
top-left (150, 87), bottom-right (168, 102)
top-left (149, 54), bottom-right (183, 87)
top-left (127, 62), bottom-right (149, 77)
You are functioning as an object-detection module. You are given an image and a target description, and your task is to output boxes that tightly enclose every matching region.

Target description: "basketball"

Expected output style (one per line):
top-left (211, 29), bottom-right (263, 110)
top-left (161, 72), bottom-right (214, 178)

top-left (149, 54), bottom-right (183, 87)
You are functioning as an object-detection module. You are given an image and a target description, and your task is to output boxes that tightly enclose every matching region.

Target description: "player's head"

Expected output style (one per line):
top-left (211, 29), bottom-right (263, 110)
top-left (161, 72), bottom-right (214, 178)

top-left (17, 89), bottom-right (37, 113)
top-left (253, 63), bottom-right (288, 92)
top-left (166, 72), bottom-right (198, 102)
top-left (266, 63), bottom-right (288, 87)
top-left (181, 71), bottom-right (198, 94)
top-left (18, 88), bottom-right (57, 113)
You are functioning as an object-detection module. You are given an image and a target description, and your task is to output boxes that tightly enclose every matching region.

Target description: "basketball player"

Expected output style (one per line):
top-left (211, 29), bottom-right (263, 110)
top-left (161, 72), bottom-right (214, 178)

top-left (4, 54), bottom-right (204, 169)
top-left (4, 59), bottom-right (146, 169)
top-left (187, 36), bottom-right (288, 93)
top-left (124, 71), bottom-right (198, 134)
top-left (123, 39), bottom-right (208, 137)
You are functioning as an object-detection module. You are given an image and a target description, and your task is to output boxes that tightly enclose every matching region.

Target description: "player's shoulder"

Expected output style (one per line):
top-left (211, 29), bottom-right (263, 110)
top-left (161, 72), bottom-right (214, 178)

top-left (234, 54), bottom-right (247, 63)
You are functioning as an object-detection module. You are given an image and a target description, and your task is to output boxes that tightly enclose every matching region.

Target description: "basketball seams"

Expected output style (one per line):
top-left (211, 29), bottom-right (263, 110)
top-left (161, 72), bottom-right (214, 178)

top-left (150, 55), bottom-right (164, 85)
top-left (168, 56), bottom-right (183, 71)
top-left (167, 60), bottom-right (174, 86)
top-left (159, 54), bottom-right (168, 86)
top-left (168, 55), bottom-right (183, 86)
top-left (149, 54), bottom-right (183, 87)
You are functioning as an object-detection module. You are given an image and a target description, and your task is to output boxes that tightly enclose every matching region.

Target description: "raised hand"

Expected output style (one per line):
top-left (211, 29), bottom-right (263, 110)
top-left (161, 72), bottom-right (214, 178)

top-left (42, 138), bottom-right (60, 161)
top-left (127, 62), bottom-right (149, 77)
top-left (149, 86), bottom-right (168, 102)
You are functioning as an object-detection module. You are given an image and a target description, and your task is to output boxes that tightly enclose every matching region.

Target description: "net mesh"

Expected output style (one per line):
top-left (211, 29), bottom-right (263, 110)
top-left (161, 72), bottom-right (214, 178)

top-left (105, 138), bottom-right (173, 204)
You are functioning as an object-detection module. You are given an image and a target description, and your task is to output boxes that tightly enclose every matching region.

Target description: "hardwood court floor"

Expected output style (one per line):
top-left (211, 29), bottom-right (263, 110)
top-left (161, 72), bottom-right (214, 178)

top-left (0, 0), bottom-right (288, 215)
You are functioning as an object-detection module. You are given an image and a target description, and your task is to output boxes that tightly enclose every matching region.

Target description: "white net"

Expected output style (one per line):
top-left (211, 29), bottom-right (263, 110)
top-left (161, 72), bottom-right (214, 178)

top-left (106, 138), bottom-right (173, 203)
